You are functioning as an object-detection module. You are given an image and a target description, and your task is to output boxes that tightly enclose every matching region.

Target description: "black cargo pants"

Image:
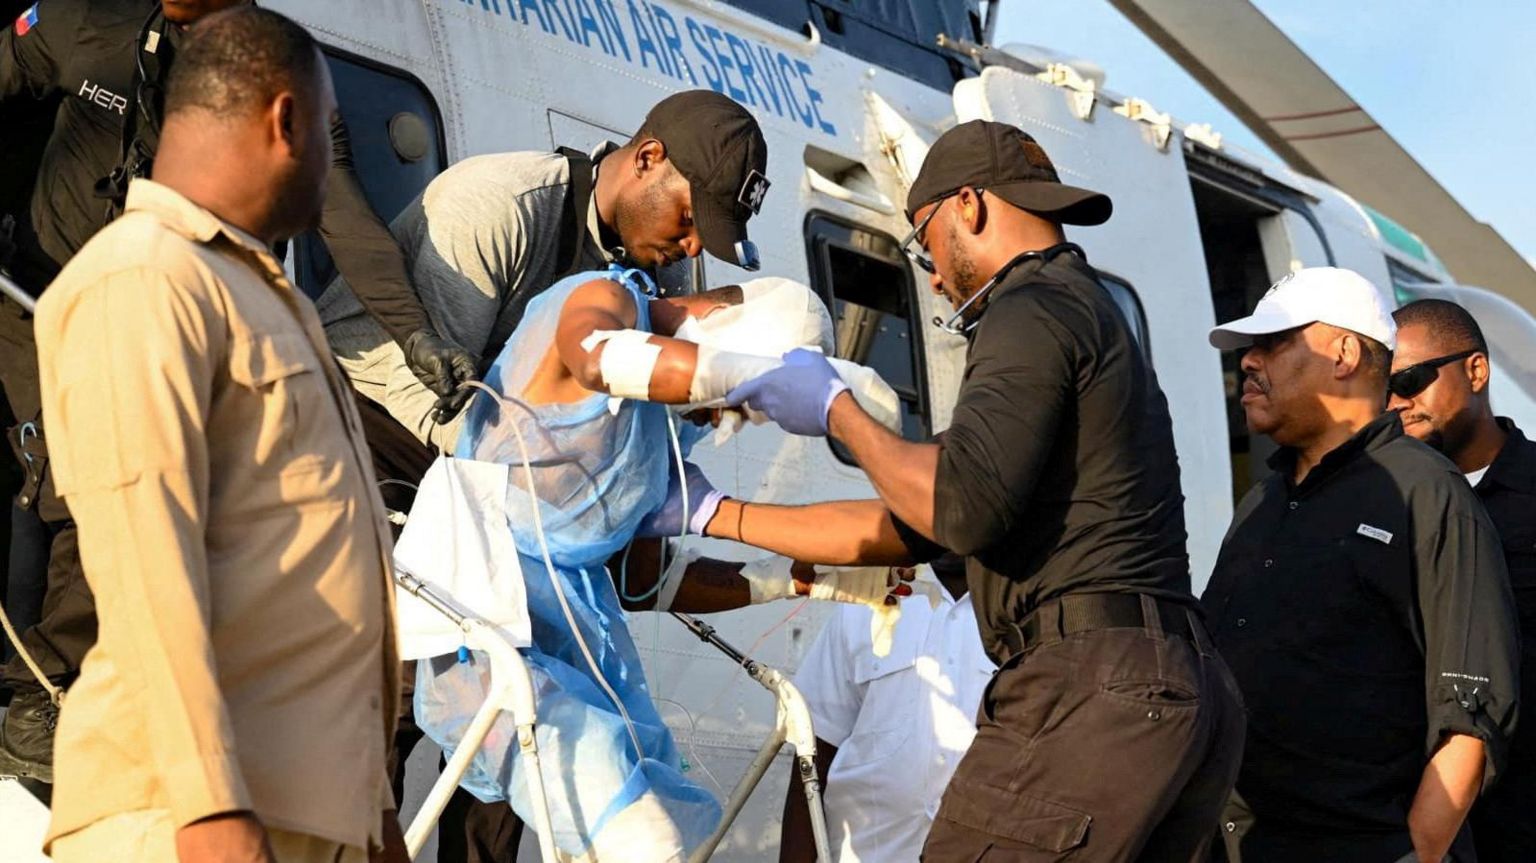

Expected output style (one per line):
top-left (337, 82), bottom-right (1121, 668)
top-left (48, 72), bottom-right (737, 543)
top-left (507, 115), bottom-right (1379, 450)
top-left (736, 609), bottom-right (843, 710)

top-left (0, 294), bottom-right (93, 692)
top-left (923, 595), bottom-right (1246, 861)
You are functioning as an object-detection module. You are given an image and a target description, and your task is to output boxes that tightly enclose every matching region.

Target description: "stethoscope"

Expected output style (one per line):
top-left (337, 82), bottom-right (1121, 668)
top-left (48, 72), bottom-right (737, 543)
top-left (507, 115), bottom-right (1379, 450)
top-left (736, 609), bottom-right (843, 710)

top-left (932, 242), bottom-right (1086, 336)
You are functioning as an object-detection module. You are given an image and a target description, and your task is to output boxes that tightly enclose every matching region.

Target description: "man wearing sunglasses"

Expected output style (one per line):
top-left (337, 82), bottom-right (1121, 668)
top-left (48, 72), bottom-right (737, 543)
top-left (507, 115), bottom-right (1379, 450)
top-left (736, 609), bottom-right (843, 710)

top-left (699, 120), bottom-right (1245, 860)
top-left (1391, 299), bottom-right (1536, 863)
top-left (1203, 269), bottom-right (1519, 863)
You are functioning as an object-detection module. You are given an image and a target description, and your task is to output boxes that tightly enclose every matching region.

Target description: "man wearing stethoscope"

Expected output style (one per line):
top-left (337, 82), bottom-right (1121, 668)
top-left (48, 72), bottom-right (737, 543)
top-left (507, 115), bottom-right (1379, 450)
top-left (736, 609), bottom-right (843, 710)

top-left (664, 120), bottom-right (1248, 860)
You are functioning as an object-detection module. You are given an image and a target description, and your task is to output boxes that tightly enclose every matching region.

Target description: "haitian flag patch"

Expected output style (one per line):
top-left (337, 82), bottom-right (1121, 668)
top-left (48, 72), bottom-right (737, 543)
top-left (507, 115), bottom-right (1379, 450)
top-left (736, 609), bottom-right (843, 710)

top-left (14, 4), bottom-right (39, 36)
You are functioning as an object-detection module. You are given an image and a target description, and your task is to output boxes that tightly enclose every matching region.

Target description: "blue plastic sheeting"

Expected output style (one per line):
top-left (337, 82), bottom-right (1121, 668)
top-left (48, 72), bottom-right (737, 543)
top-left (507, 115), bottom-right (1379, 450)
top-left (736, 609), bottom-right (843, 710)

top-left (415, 266), bottom-right (718, 860)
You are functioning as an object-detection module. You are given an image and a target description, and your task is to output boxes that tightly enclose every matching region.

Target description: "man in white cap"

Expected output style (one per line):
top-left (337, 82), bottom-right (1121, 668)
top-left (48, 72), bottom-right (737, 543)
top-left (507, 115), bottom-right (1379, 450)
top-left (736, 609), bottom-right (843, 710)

top-left (1201, 268), bottom-right (1520, 863)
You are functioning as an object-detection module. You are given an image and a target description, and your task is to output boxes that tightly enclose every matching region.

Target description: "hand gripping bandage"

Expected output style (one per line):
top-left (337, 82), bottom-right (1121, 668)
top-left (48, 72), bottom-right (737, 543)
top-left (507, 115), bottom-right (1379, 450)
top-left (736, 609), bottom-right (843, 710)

top-left (576, 328), bottom-right (902, 434)
top-left (687, 343), bottom-right (902, 433)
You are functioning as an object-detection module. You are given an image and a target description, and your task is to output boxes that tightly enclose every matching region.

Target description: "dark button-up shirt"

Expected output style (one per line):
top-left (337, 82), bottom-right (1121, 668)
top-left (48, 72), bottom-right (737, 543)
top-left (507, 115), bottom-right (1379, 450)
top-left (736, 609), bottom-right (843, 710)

top-left (1475, 418), bottom-right (1536, 772)
top-left (1203, 411), bottom-right (1519, 858)
top-left (895, 250), bottom-right (1194, 664)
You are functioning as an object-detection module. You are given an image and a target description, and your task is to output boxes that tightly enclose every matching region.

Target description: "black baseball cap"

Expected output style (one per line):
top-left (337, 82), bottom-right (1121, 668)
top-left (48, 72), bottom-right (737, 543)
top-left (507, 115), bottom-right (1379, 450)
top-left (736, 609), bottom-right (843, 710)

top-left (640, 90), bottom-right (769, 270)
top-left (906, 120), bottom-right (1112, 226)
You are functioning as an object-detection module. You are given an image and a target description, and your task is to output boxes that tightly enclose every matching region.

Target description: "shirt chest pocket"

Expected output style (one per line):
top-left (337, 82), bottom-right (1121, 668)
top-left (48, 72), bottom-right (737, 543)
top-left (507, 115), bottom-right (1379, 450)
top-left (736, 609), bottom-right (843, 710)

top-left (1273, 533), bottom-right (1411, 648)
top-left (226, 332), bottom-right (328, 474)
top-left (836, 639), bottom-right (922, 770)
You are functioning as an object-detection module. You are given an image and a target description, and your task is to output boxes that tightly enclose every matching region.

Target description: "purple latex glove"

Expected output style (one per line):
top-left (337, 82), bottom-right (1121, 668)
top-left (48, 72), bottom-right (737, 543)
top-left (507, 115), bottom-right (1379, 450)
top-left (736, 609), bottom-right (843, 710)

top-left (636, 460), bottom-right (728, 538)
top-left (725, 349), bottom-right (850, 437)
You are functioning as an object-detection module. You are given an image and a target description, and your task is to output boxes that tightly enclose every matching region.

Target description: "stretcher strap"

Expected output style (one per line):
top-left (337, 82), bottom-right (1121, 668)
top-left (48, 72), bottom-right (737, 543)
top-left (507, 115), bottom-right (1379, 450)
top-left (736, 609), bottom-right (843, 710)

top-left (0, 603), bottom-right (63, 707)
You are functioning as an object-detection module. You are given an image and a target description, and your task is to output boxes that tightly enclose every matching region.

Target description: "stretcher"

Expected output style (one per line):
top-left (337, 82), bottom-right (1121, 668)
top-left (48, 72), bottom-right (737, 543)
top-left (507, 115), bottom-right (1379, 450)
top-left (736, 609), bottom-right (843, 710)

top-left (395, 561), bottom-right (834, 863)
top-left (393, 537), bottom-right (829, 859)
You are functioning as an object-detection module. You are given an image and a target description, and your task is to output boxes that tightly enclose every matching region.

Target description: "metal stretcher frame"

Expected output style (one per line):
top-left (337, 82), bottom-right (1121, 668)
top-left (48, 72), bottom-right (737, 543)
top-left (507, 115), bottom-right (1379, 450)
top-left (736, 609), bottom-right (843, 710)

top-left (394, 569), bottom-right (560, 862)
top-left (395, 567), bottom-right (832, 861)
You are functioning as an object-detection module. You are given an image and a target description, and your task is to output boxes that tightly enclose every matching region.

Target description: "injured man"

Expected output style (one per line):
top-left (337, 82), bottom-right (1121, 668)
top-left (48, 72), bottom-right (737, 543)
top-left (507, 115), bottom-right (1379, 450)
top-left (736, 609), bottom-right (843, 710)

top-left (405, 263), bottom-right (916, 862)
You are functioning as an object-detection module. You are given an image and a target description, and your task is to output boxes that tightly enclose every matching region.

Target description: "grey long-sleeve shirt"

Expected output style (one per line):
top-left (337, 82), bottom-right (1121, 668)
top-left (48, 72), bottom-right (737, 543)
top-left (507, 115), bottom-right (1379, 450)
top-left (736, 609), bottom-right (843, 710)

top-left (317, 148), bottom-right (615, 448)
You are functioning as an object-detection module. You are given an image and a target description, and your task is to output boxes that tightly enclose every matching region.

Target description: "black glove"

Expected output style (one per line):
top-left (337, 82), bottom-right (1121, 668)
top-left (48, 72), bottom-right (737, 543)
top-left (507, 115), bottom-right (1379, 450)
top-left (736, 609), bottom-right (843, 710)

top-left (403, 328), bottom-right (477, 423)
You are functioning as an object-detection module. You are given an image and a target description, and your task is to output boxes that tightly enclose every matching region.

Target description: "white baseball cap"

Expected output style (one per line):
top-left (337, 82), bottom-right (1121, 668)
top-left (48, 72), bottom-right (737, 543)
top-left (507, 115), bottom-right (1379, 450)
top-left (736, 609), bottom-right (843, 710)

top-left (1208, 267), bottom-right (1397, 351)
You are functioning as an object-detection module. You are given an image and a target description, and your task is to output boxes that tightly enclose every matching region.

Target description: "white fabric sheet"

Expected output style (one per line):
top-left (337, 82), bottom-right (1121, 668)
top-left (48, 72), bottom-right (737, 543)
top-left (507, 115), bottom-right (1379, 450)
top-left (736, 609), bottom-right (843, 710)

top-left (393, 457), bottom-right (533, 660)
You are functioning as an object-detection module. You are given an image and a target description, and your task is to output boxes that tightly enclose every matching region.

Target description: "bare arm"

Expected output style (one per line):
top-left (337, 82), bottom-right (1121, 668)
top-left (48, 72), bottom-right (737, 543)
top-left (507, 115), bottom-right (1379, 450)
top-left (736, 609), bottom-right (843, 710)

top-left (779, 739), bottom-right (837, 863)
top-left (554, 278), bottom-right (703, 403)
top-left (701, 498), bottom-right (916, 567)
top-left (1408, 733), bottom-right (1485, 862)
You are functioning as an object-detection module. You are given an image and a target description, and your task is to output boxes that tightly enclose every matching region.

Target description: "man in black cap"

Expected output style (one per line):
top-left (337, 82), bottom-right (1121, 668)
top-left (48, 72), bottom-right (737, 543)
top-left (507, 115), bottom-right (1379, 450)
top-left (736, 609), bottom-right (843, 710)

top-left (318, 87), bottom-right (768, 452)
top-left (667, 119), bottom-right (1244, 859)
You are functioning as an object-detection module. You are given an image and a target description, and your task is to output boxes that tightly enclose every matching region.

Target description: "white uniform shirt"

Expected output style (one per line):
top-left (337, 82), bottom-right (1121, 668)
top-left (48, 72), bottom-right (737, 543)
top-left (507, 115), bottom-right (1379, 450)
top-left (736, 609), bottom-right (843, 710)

top-left (793, 587), bottom-right (996, 862)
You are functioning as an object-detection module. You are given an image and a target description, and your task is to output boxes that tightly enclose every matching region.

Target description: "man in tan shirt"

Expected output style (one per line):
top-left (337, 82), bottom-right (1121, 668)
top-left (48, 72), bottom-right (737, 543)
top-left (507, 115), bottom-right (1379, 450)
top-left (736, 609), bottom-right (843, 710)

top-left (30, 8), bottom-right (405, 862)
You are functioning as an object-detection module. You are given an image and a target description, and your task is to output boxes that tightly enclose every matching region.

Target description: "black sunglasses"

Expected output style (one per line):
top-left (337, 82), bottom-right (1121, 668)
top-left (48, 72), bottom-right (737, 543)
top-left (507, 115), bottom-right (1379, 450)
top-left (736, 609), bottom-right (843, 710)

top-left (900, 189), bottom-right (985, 275)
top-left (1388, 350), bottom-right (1476, 399)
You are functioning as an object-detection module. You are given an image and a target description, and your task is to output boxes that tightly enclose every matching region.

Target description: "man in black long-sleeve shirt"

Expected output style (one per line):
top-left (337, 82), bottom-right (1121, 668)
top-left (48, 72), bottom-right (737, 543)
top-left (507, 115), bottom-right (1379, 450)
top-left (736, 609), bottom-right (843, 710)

top-left (1203, 271), bottom-right (1519, 862)
top-left (687, 121), bottom-right (1246, 860)
top-left (0, 0), bottom-right (469, 782)
top-left (1390, 299), bottom-right (1536, 862)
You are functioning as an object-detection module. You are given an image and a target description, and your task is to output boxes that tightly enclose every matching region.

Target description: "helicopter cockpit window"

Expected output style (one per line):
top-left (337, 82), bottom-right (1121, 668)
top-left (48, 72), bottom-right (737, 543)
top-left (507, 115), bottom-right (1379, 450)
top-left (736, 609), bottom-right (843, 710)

top-left (804, 214), bottom-right (930, 465)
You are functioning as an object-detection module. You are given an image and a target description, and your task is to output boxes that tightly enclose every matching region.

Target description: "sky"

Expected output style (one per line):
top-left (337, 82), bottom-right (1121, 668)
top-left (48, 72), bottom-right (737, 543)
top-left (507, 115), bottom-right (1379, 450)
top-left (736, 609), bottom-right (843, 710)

top-left (993, 0), bottom-right (1536, 265)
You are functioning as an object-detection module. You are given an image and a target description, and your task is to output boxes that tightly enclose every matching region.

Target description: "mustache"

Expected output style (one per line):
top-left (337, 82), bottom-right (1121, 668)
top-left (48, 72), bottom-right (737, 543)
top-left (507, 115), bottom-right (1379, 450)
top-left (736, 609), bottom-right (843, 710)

top-left (1242, 374), bottom-right (1269, 396)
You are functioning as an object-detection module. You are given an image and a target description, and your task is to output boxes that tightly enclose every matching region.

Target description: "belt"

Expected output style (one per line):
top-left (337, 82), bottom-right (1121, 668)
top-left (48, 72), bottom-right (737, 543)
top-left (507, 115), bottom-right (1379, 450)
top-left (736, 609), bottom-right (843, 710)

top-left (1000, 592), bottom-right (1204, 659)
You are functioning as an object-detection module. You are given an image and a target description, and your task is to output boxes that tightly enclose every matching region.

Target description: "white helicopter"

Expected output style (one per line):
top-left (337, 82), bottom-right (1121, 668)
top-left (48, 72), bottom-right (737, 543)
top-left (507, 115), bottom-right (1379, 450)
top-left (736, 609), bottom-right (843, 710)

top-left (6, 1), bottom-right (1535, 860)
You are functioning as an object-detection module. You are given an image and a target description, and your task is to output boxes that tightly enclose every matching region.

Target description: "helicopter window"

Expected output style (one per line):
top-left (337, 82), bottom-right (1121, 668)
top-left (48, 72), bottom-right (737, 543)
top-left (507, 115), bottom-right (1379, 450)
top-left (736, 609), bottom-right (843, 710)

top-left (804, 213), bottom-right (930, 466)
top-left (291, 48), bottom-right (447, 299)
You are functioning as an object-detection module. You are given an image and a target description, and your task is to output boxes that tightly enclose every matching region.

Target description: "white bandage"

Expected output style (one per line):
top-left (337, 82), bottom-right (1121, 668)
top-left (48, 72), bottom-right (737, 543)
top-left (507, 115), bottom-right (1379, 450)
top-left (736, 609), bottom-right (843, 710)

top-left (809, 566), bottom-right (944, 657)
top-left (688, 343), bottom-right (780, 405)
top-left (826, 358), bottom-right (902, 433)
top-left (740, 555), bottom-right (797, 604)
top-left (581, 329), bottom-right (661, 401)
top-left (807, 566), bottom-right (897, 605)
top-left (687, 346), bottom-right (903, 434)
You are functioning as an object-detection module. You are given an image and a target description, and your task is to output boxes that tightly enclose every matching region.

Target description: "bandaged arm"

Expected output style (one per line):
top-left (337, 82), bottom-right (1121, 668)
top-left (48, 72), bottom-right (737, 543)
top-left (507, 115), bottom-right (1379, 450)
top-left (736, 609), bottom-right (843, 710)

top-left (610, 539), bottom-right (811, 613)
top-left (556, 279), bottom-right (897, 426)
top-left (612, 540), bottom-right (914, 615)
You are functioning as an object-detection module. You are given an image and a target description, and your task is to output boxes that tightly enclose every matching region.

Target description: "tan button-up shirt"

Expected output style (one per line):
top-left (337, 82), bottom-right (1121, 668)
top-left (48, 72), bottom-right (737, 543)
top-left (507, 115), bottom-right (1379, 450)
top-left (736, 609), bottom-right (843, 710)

top-left (34, 180), bottom-right (400, 851)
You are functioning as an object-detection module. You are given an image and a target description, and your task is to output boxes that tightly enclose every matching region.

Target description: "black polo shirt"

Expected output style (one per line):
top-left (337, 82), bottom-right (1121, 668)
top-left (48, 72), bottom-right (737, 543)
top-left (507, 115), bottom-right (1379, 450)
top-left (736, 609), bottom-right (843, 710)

top-left (894, 249), bottom-right (1194, 664)
top-left (1203, 411), bottom-right (1519, 857)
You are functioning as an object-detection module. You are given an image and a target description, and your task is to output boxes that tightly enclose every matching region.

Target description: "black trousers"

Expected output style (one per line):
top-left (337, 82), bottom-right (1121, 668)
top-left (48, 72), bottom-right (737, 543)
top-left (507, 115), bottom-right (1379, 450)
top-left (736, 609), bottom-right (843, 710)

top-left (3, 502), bottom-right (47, 666)
top-left (922, 596), bottom-right (1246, 862)
top-left (355, 393), bottom-right (525, 862)
top-left (0, 294), bottom-right (92, 691)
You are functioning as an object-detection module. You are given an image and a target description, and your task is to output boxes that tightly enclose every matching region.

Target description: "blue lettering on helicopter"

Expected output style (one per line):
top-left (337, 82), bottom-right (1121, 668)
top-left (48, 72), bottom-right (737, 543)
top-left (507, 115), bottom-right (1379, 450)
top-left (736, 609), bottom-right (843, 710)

top-left (452, 0), bottom-right (838, 137)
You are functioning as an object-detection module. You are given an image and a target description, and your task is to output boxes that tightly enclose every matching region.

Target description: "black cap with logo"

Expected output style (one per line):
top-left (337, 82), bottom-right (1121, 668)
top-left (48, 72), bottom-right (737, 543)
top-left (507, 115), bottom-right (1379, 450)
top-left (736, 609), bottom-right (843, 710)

top-left (906, 120), bottom-right (1112, 226)
top-left (641, 90), bottom-right (770, 270)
